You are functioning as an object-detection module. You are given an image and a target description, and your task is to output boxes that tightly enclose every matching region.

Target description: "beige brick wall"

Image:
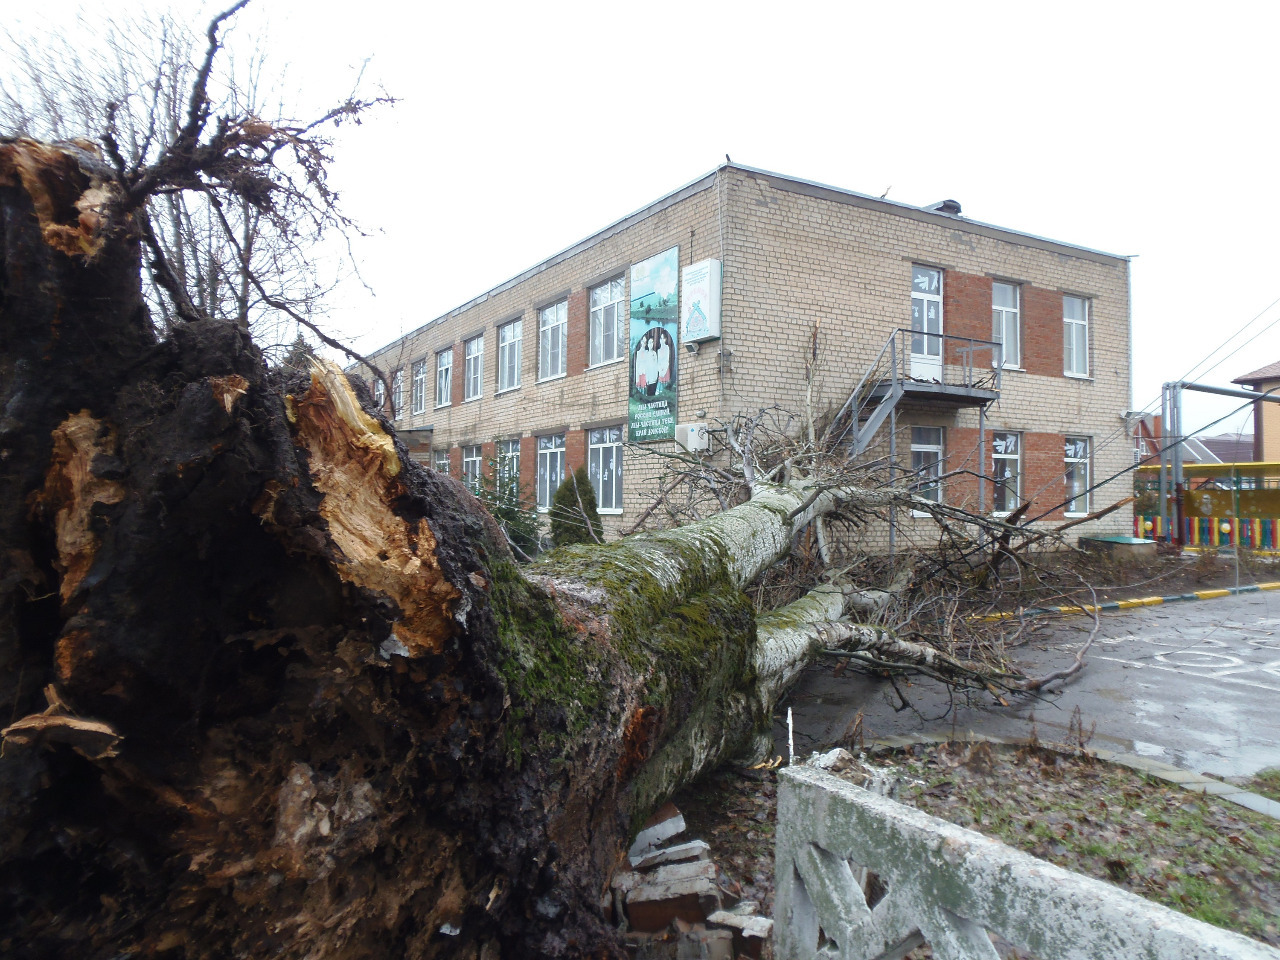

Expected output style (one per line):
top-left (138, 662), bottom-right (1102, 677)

top-left (716, 170), bottom-right (1131, 539)
top-left (363, 176), bottom-right (726, 537)
top-left (360, 166), bottom-right (1132, 543)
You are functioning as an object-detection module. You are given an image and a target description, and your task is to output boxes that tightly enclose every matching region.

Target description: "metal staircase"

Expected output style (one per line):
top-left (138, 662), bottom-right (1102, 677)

top-left (836, 328), bottom-right (1002, 458)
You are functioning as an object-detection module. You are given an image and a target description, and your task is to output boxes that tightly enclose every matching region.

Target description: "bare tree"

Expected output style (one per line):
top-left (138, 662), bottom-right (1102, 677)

top-left (0, 1), bottom-right (391, 379)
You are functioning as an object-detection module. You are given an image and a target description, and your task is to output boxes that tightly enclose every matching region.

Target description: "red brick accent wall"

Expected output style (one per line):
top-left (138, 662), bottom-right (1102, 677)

top-left (1022, 285), bottom-right (1061, 377)
top-left (519, 436), bottom-right (538, 506)
top-left (451, 342), bottom-right (465, 406)
top-left (567, 289), bottom-right (588, 377)
top-left (941, 427), bottom-right (1066, 519)
top-left (946, 426), bottom-right (983, 511)
top-left (448, 446), bottom-right (461, 480)
top-left (1023, 431), bottom-right (1066, 521)
top-left (943, 272), bottom-right (990, 363)
top-left (565, 429), bottom-right (586, 474)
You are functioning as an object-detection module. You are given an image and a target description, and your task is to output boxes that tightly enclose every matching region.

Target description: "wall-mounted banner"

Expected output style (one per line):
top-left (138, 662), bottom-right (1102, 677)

top-left (680, 258), bottom-right (722, 343)
top-left (629, 246), bottom-right (680, 442)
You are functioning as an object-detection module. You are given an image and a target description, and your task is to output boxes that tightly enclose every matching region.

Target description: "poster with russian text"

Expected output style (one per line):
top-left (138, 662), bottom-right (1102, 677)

top-left (628, 246), bottom-right (679, 442)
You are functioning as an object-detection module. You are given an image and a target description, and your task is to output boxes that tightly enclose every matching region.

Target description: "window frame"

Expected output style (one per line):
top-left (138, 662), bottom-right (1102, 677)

top-left (991, 431), bottom-right (1022, 516)
top-left (538, 300), bottom-right (568, 382)
top-left (411, 359), bottom-right (428, 415)
top-left (464, 335), bottom-right (484, 401)
top-left (909, 426), bottom-right (944, 515)
top-left (435, 349), bottom-right (452, 408)
top-left (461, 444), bottom-right (483, 491)
top-left (1064, 436), bottom-right (1091, 516)
top-left (992, 282), bottom-right (1021, 369)
top-left (391, 368), bottom-right (404, 420)
top-left (587, 426), bottom-right (624, 514)
top-left (588, 276), bottom-right (627, 368)
top-left (496, 438), bottom-right (521, 497)
top-left (372, 374), bottom-right (385, 410)
top-left (497, 318), bottom-right (522, 393)
top-left (536, 433), bottom-right (566, 512)
top-left (910, 265), bottom-right (944, 361)
top-left (1063, 295), bottom-right (1090, 378)
top-left (432, 448), bottom-right (450, 473)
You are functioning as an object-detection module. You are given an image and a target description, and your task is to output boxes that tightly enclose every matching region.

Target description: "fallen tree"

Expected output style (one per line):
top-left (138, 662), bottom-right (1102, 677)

top-left (0, 135), bottom-right (984, 959)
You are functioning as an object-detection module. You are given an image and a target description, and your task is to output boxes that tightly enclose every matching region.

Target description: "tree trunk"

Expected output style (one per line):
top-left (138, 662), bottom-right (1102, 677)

top-left (0, 140), bottom-right (840, 960)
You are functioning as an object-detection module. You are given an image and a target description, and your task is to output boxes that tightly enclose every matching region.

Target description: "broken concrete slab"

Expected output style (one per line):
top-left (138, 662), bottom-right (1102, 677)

top-left (629, 805), bottom-right (688, 862)
top-left (629, 839), bottom-right (710, 871)
top-left (706, 908), bottom-right (773, 958)
top-left (613, 858), bottom-right (716, 893)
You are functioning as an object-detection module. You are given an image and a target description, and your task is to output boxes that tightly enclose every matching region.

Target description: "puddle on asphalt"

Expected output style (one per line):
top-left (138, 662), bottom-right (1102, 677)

top-left (1131, 739), bottom-right (1166, 758)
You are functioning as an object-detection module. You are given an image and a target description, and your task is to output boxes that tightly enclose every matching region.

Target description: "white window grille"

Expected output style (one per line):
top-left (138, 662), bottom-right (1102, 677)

top-left (1065, 436), bottom-right (1090, 515)
top-left (433, 448), bottom-right (450, 473)
top-left (372, 375), bottom-right (385, 409)
top-left (589, 277), bottom-right (626, 367)
top-left (461, 444), bottom-right (482, 490)
top-left (435, 349), bottom-right (452, 407)
top-left (992, 431), bottom-right (1021, 515)
top-left (992, 282), bottom-right (1020, 368)
top-left (1064, 295), bottom-right (1089, 377)
top-left (538, 300), bottom-right (567, 381)
top-left (497, 438), bottom-right (521, 496)
top-left (411, 359), bottom-right (427, 414)
top-left (498, 319), bottom-right (522, 392)
top-left (536, 433), bottom-right (565, 511)
top-left (910, 427), bottom-right (944, 509)
top-left (588, 426), bottom-right (624, 513)
top-left (391, 368), bottom-right (404, 419)
top-left (464, 336), bottom-right (483, 401)
top-left (910, 266), bottom-right (943, 364)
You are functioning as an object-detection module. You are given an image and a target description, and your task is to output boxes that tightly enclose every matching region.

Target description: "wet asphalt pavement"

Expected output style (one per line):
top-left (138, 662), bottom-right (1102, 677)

top-left (775, 590), bottom-right (1280, 779)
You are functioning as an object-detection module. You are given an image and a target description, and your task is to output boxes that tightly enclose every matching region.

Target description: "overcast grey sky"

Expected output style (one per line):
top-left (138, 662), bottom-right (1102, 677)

top-left (12, 0), bottom-right (1280, 437)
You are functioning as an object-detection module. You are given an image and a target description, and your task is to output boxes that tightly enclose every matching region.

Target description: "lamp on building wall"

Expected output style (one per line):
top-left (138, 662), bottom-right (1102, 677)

top-left (684, 341), bottom-right (700, 355)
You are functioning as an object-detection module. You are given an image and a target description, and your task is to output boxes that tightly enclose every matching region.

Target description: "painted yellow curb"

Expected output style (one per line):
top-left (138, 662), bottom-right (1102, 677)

top-left (974, 581), bottom-right (1280, 622)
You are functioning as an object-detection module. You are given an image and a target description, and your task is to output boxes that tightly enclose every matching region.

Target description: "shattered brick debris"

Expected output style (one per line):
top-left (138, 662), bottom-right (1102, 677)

top-left (612, 803), bottom-right (772, 959)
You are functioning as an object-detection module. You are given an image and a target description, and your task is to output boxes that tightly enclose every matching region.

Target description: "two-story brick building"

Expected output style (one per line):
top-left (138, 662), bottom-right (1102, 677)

top-left (358, 163), bottom-right (1132, 542)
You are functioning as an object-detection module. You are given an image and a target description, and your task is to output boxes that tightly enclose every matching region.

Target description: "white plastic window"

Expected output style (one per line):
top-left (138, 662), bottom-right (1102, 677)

top-left (588, 426), bottom-right (624, 513)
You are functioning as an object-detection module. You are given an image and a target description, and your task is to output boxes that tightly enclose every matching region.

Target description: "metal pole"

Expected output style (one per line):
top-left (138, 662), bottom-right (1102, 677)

top-left (978, 405), bottom-right (987, 514)
top-left (1158, 385), bottom-right (1169, 543)
top-left (888, 404), bottom-right (897, 560)
top-left (1172, 383), bottom-right (1186, 548)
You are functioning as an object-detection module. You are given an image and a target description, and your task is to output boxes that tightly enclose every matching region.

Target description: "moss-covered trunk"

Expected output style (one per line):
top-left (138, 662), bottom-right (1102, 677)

top-left (0, 140), bottom-right (831, 960)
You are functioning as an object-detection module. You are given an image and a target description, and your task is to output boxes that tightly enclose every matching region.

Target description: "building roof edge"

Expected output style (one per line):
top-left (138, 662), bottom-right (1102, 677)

top-left (365, 161), bottom-right (1130, 364)
top-left (725, 162), bottom-right (1130, 265)
top-left (376, 167), bottom-right (723, 353)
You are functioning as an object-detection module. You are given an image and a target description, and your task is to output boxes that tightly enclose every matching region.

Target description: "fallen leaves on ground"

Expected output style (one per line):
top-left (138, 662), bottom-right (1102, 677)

top-left (852, 741), bottom-right (1280, 946)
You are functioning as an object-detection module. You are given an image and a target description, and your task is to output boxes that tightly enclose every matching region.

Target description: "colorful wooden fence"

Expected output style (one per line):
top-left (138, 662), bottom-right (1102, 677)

top-left (1135, 515), bottom-right (1280, 549)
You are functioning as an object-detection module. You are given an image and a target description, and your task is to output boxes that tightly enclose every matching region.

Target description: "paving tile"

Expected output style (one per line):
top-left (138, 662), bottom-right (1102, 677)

top-left (1226, 792), bottom-right (1280, 819)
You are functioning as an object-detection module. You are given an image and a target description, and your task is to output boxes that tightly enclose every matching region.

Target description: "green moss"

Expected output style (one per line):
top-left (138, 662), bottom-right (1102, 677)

top-left (533, 530), bottom-right (735, 676)
top-left (492, 528), bottom-right (767, 830)
top-left (488, 558), bottom-right (606, 765)
top-left (626, 582), bottom-right (762, 831)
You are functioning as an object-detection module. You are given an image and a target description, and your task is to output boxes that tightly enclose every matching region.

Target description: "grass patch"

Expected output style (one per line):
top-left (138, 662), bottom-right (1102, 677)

top-left (1248, 767), bottom-right (1280, 803)
top-left (856, 742), bottom-right (1280, 946)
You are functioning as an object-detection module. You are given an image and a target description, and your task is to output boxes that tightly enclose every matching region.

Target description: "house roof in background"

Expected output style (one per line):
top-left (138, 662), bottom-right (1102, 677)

top-left (1233, 360), bottom-right (1280, 384)
top-left (1199, 433), bottom-right (1254, 463)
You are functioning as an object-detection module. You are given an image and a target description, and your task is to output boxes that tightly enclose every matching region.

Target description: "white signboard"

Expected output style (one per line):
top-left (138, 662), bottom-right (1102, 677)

top-left (680, 259), bottom-right (722, 343)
